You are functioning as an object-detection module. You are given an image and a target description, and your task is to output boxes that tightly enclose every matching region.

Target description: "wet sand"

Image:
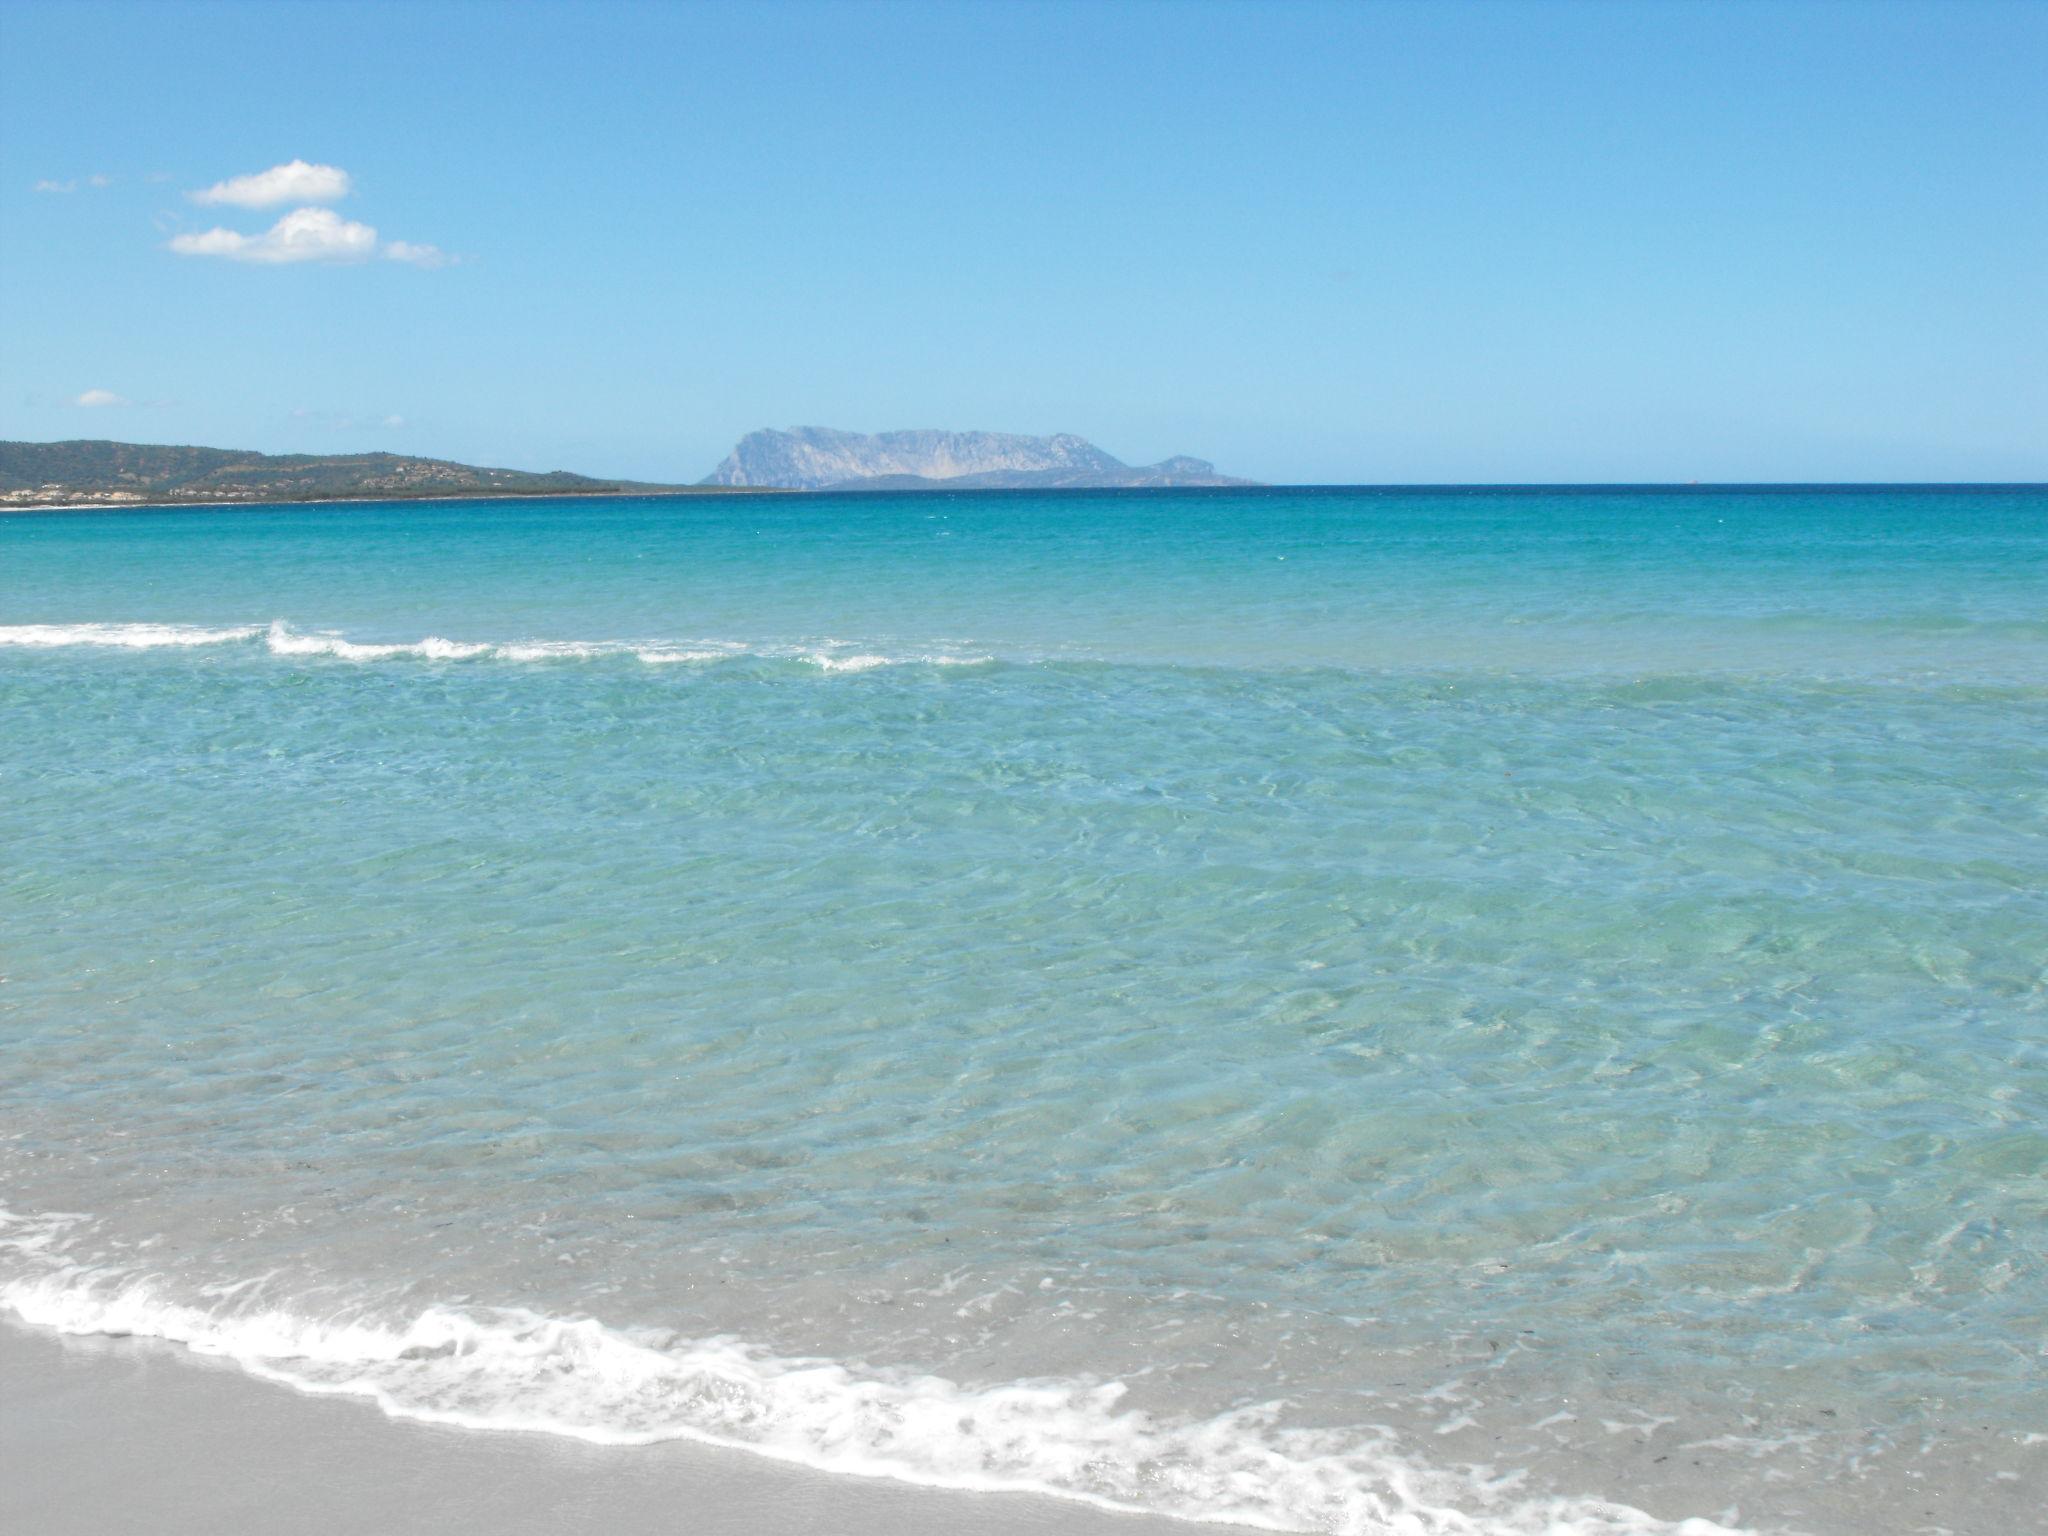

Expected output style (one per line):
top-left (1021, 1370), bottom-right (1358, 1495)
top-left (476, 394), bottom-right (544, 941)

top-left (0, 1321), bottom-right (1206, 1536)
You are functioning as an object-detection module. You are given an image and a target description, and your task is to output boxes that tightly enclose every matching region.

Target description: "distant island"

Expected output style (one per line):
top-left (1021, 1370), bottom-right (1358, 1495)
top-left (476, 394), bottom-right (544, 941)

top-left (0, 440), bottom-right (741, 510)
top-left (701, 427), bottom-right (1255, 490)
top-left (1, 429), bottom-right (1254, 510)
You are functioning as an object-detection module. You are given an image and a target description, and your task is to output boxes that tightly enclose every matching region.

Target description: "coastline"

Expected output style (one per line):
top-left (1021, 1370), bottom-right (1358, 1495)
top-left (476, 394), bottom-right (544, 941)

top-left (0, 486), bottom-right (780, 515)
top-left (5, 482), bottom-right (2043, 517)
top-left (0, 1319), bottom-right (1208, 1536)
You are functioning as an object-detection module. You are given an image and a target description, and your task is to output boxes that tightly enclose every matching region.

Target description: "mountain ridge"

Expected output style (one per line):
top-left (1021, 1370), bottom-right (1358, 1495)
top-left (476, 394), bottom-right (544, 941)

top-left (702, 427), bottom-right (1253, 490)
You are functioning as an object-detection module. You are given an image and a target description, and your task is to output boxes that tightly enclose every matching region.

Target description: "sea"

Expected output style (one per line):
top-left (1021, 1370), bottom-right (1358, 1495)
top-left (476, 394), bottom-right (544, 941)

top-left (1, 486), bottom-right (2042, 1535)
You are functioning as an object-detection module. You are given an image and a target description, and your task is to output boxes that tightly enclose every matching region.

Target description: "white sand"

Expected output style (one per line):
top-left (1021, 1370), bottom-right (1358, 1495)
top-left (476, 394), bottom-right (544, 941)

top-left (0, 1320), bottom-right (1214, 1535)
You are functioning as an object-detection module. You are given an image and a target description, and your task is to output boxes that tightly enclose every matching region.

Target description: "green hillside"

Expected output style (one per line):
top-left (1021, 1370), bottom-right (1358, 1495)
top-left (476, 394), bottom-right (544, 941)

top-left (0, 440), bottom-right (750, 507)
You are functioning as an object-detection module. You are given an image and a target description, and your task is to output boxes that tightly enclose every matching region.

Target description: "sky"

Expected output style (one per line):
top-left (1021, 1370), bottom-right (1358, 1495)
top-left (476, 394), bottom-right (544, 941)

top-left (2, 0), bottom-right (2043, 485)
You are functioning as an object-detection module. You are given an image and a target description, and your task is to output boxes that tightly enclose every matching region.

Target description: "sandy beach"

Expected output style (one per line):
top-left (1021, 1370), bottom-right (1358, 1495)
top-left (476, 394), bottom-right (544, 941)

top-left (0, 1320), bottom-right (1206, 1536)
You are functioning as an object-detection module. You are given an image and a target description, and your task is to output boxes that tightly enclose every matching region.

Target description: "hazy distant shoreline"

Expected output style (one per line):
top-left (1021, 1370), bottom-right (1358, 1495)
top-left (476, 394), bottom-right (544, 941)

top-left (7, 482), bottom-right (2042, 515)
top-left (7, 439), bottom-right (2040, 512)
top-left (0, 487), bottom-right (783, 515)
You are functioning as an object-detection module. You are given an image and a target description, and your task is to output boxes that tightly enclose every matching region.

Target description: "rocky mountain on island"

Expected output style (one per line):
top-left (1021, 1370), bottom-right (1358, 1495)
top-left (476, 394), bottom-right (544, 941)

top-left (701, 427), bottom-right (1254, 491)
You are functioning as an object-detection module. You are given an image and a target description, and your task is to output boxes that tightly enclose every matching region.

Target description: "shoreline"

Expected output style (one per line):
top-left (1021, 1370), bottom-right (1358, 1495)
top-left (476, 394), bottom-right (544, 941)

top-left (0, 1318), bottom-right (1210, 1536)
top-left (0, 486), bottom-right (781, 515)
top-left (5, 481), bottom-right (2042, 517)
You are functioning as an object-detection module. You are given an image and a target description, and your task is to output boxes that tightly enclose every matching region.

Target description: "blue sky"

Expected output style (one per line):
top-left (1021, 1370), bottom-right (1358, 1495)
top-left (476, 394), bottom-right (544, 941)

top-left (3, 0), bottom-right (2042, 484)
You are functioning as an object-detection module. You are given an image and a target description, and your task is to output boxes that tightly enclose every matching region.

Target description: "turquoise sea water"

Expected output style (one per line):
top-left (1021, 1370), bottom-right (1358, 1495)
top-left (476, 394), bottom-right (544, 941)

top-left (2, 487), bottom-right (2043, 1534)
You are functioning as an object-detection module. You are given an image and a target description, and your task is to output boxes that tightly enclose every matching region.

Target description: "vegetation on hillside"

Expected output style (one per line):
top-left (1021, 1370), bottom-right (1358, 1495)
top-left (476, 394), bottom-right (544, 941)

top-left (0, 440), bottom-right (751, 507)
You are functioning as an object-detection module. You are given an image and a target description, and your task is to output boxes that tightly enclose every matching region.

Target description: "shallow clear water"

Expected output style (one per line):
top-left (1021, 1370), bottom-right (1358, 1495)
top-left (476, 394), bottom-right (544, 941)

top-left (2, 488), bottom-right (2043, 1534)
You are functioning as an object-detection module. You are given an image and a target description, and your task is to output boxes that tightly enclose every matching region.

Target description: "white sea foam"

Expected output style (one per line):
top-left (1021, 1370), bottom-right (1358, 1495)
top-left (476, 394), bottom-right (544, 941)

top-left (263, 621), bottom-right (491, 661)
top-left (634, 646), bottom-right (746, 665)
top-left (0, 622), bottom-right (262, 649)
top-left (806, 651), bottom-right (893, 672)
top-left (0, 1210), bottom-right (1745, 1536)
top-left (0, 619), bottom-right (991, 671)
top-left (795, 645), bottom-right (992, 672)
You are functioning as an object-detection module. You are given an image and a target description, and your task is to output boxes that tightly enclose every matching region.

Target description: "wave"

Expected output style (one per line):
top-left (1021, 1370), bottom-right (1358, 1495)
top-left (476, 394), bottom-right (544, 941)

top-left (0, 621), bottom-right (994, 672)
top-left (11, 621), bottom-right (2025, 696)
top-left (0, 621), bottom-right (265, 649)
top-left (0, 1210), bottom-right (1743, 1536)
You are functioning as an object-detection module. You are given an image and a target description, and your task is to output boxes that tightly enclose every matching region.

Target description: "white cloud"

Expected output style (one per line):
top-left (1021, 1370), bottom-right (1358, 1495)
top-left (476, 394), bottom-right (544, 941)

top-left (75, 389), bottom-right (132, 408)
top-left (88, 173), bottom-right (112, 188)
top-left (169, 206), bottom-right (379, 264)
top-left (190, 159), bottom-right (351, 208)
top-left (383, 240), bottom-right (453, 269)
top-left (34, 179), bottom-right (76, 194)
top-left (167, 163), bottom-right (451, 271)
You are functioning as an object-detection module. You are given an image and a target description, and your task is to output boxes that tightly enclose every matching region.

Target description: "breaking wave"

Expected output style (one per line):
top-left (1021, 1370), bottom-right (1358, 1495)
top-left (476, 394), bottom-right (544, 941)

top-left (0, 621), bottom-right (266, 649)
top-left (0, 621), bottom-right (993, 671)
top-left (0, 1209), bottom-right (1743, 1536)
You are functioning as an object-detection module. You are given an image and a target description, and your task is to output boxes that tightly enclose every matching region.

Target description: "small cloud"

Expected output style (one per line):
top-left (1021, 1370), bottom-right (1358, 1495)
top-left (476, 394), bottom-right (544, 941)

top-left (34, 179), bottom-right (77, 194)
top-left (170, 205), bottom-right (378, 264)
top-left (88, 173), bottom-right (113, 188)
top-left (75, 388), bottom-right (132, 408)
top-left (381, 414), bottom-right (406, 429)
top-left (190, 159), bottom-right (351, 208)
top-left (383, 240), bottom-right (453, 269)
top-left (147, 171), bottom-right (173, 184)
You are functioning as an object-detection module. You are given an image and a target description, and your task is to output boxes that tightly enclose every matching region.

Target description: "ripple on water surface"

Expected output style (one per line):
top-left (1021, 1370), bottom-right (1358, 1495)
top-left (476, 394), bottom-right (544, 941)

top-left (2, 488), bottom-right (2045, 1534)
